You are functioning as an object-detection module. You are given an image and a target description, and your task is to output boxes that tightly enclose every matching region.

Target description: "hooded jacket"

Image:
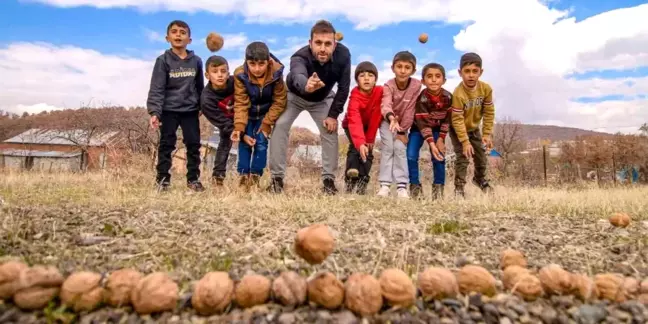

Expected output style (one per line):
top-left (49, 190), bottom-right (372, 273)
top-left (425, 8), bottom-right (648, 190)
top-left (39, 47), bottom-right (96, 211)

top-left (342, 86), bottom-right (384, 149)
top-left (233, 53), bottom-right (287, 134)
top-left (146, 49), bottom-right (204, 118)
top-left (200, 77), bottom-right (235, 134)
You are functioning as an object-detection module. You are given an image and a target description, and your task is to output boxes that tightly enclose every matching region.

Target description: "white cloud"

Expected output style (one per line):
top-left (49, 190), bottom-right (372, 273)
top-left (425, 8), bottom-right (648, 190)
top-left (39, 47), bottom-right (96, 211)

top-left (9, 1), bottom-right (648, 135)
top-left (0, 42), bottom-right (154, 112)
top-left (143, 28), bottom-right (165, 43)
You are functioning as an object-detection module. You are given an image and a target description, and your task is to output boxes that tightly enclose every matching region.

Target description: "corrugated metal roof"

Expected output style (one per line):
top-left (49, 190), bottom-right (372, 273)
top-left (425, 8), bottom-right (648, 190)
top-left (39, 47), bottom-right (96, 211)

top-left (0, 149), bottom-right (82, 158)
top-left (3, 128), bottom-right (118, 146)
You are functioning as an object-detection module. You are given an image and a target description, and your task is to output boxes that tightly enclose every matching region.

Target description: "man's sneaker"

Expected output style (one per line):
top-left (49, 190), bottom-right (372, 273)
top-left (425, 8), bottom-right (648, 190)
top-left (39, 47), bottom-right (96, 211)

top-left (472, 178), bottom-right (493, 194)
top-left (432, 184), bottom-right (444, 200)
top-left (322, 178), bottom-right (338, 195)
top-left (377, 185), bottom-right (390, 197)
top-left (397, 187), bottom-right (409, 199)
top-left (187, 181), bottom-right (205, 192)
top-left (267, 177), bottom-right (284, 194)
top-left (455, 186), bottom-right (465, 198)
top-left (409, 184), bottom-right (423, 199)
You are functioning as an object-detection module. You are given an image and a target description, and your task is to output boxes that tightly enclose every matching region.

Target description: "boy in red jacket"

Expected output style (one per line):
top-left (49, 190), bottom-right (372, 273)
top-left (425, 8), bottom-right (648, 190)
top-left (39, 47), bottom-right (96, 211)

top-left (341, 61), bottom-right (383, 195)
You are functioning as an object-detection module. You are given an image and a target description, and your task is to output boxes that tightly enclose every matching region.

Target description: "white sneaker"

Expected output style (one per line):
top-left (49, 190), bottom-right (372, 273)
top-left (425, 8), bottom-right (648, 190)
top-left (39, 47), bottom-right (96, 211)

top-left (397, 188), bottom-right (409, 199)
top-left (377, 185), bottom-right (390, 197)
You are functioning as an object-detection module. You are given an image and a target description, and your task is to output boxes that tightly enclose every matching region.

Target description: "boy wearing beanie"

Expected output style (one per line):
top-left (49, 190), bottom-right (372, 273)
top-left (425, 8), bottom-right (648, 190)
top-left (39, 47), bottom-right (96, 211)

top-left (341, 61), bottom-right (383, 194)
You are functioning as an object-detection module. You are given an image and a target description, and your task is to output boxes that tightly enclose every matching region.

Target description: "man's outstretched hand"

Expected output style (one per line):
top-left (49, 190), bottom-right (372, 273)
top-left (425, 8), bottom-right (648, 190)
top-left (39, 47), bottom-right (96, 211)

top-left (305, 72), bottom-right (325, 93)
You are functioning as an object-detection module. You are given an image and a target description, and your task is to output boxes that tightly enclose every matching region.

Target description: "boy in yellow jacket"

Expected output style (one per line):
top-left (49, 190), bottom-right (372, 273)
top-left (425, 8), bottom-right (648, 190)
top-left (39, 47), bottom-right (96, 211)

top-left (450, 52), bottom-right (495, 197)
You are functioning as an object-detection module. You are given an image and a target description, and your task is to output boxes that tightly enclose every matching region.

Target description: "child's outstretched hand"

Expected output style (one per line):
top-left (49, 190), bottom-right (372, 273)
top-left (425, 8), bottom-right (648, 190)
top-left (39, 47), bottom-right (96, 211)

top-left (436, 137), bottom-right (446, 155)
top-left (359, 144), bottom-right (369, 162)
top-left (389, 116), bottom-right (402, 133)
top-left (243, 134), bottom-right (256, 146)
top-left (429, 141), bottom-right (444, 161)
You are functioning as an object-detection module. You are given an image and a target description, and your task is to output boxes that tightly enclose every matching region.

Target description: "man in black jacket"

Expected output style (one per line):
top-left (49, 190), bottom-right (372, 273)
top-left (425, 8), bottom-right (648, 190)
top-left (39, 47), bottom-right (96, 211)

top-left (147, 20), bottom-right (204, 192)
top-left (267, 19), bottom-right (351, 195)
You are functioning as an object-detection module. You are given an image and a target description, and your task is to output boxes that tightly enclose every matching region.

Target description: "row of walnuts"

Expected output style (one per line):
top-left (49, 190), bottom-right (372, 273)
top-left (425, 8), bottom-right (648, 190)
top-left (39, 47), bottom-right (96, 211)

top-left (1, 224), bottom-right (646, 317)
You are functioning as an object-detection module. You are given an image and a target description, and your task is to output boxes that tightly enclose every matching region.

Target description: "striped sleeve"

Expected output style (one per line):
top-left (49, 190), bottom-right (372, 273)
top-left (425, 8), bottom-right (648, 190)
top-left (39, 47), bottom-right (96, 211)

top-left (481, 82), bottom-right (495, 137)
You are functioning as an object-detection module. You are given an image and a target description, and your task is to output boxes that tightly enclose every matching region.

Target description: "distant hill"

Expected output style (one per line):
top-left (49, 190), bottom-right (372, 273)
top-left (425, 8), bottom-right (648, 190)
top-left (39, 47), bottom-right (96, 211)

top-left (518, 124), bottom-right (613, 142)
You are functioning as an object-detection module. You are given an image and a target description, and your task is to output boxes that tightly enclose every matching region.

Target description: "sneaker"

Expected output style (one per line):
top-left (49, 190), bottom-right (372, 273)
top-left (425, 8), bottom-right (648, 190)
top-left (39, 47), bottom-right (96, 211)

top-left (250, 174), bottom-right (261, 188)
top-left (472, 178), bottom-right (493, 194)
top-left (157, 181), bottom-right (171, 192)
top-left (409, 184), bottom-right (423, 199)
top-left (211, 176), bottom-right (225, 187)
top-left (187, 181), bottom-right (205, 192)
top-left (267, 177), bottom-right (284, 194)
top-left (397, 187), bottom-right (409, 199)
top-left (322, 178), bottom-right (338, 195)
top-left (432, 184), bottom-right (444, 200)
top-left (356, 176), bottom-right (370, 195)
top-left (346, 168), bottom-right (359, 178)
top-left (455, 186), bottom-right (465, 198)
top-left (377, 185), bottom-right (390, 197)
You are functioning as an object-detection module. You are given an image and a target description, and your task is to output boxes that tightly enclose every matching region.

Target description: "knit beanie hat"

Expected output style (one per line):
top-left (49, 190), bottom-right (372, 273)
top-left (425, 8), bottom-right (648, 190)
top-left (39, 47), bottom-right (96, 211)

top-left (354, 61), bottom-right (378, 81)
top-left (392, 51), bottom-right (417, 68)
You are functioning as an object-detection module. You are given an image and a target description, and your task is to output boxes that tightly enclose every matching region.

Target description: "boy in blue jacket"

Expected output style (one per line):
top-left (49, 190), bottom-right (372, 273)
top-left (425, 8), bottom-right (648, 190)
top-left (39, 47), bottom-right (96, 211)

top-left (230, 41), bottom-right (287, 190)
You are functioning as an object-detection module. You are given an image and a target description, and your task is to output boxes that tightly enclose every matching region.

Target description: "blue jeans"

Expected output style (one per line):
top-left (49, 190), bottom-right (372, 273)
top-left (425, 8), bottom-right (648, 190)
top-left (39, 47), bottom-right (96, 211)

top-left (407, 129), bottom-right (446, 185)
top-left (237, 119), bottom-right (268, 176)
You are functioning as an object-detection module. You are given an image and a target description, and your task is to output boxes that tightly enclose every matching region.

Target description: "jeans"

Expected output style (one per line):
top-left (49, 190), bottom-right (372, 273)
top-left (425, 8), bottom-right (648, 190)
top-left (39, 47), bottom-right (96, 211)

top-left (156, 110), bottom-right (201, 184)
top-left (237, 119), bottom-right (268, 176)
top-left (407, 129), bottom-right (446, 185)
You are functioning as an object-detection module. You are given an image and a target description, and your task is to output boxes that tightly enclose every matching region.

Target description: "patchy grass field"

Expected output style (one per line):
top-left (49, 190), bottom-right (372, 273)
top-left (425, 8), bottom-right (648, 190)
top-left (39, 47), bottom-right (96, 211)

top-left (0, 169), bottom-right (647, 323)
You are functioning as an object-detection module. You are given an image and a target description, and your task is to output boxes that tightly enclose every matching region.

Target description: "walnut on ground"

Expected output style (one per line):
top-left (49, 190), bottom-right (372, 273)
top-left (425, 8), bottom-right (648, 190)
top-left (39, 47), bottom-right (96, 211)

top-left (307, 271), bottom-right (344, 310)
top-left (131, 272), bottom-right (179, 315)
top-left (234, 274), bottom-right (271, 308)
top-left (192, 271), bottom-right (234, 315)
top-left (344, 273), bottom-right (383, 316)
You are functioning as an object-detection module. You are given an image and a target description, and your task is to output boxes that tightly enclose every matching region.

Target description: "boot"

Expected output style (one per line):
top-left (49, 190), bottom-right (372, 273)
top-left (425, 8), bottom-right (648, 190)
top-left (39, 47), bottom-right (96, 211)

top-left (432, 184), bottom-right (444, 200)
top-left (345, 177), bottom-right (358, 194)
top-left (250, 174), bottom-right (261, 188)
top-left (239, 174), bottom-right (250, 192)
top-left (409, 184), bottom-right (423, 199)
top-left (472, 178), bottom-right (494, 194)
top-left (211, 175), bottom-right (225, 187)
top-left (322, 178), bottom-right (338, 195)
top-left (455, 186), bottom-right (465, 198)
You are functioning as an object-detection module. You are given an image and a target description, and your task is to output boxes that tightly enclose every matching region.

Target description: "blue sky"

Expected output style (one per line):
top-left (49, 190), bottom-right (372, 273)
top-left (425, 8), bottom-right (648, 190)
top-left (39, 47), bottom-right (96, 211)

top-left (1, 0), bottom-right (647, 134)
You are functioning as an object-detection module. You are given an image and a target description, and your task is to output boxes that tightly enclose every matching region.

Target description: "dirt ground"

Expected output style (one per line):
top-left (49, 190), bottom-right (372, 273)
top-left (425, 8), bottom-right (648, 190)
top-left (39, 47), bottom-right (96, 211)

top-left (0, 170), bottom-right (647, 323)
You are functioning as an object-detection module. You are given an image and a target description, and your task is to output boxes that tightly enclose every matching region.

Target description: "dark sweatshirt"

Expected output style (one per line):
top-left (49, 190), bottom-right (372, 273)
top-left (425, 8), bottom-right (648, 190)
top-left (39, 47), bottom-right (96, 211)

top-left (200, 77), bottom-right (235, 135)
top-left (286, 43), bottom-right (351, 119)
top-left (146, 49), bottom-right (204, 118)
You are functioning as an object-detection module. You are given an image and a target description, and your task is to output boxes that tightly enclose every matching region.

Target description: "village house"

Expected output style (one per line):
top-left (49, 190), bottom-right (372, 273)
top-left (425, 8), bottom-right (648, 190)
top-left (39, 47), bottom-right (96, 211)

top-left (0, 128), bottom-right (123, 171)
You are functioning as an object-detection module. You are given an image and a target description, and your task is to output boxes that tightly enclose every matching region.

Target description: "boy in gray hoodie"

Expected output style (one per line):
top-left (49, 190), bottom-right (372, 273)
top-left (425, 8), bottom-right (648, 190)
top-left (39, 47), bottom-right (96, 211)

top-left (147, 20), bottom-right (205, 192)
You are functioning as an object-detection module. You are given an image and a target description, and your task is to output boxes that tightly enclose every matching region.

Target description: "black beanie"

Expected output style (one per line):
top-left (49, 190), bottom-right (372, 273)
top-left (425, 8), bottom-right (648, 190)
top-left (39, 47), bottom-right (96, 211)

top-left (355, 61), bottom-right (378, 81)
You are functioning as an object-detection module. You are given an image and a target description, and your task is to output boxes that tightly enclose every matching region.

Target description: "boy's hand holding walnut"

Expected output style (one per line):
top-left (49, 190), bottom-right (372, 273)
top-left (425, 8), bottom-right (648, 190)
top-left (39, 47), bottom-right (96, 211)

top-left (243, 135), bottom-right (256, 146)
top-left (462, 142), bottom-right (474, 159)
top-left (482, 135), bottom-right (493, 151)
top-left (230, 131), bottom-right (241, 142)
top-left (149, 116), bottom-right (160, 129)
top-left (359, 144), bottom-right (369, 162)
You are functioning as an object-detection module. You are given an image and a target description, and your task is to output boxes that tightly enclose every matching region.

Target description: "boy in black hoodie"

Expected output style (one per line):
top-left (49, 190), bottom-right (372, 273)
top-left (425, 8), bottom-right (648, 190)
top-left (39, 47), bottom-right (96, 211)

top-left (147, 20), bottom-right (205, 192)
top-left (200, 55), bottom-right (235, 186)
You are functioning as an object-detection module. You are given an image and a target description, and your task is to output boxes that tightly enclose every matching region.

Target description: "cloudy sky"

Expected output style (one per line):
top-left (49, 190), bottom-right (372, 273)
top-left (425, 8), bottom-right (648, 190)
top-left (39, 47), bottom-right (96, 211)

top-left (1, 0), bottom-right (647, 134)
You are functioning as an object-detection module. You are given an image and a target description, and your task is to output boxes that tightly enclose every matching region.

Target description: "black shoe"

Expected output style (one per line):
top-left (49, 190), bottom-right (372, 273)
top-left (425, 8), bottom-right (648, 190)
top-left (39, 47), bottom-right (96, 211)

top-left (409, 184), bottom-right (423, 199)
top-left (267, 177), bottom-right (284, 194)
top-left (472, 178), bottom-right (493, 193)
top-left (345, 177), bottom-right (357, 194)
top-left (157, 181), bottom-right (170, 192)
top-left (432, 184), bottom-right (444, 200)
top-left (322, 178), bottom-right (338, 195)
top-left (455, 186), bottom-right (465, 198)
top-left (211, 176), bottom-right (225, 186)
top-left (356, 176), bottom-right (370, 195)
top-left (187, 180), bottom-right (205, 192)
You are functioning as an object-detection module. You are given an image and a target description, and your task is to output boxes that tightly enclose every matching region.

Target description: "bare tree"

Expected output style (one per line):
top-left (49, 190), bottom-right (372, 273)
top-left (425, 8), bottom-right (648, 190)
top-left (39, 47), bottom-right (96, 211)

top-left (493, 116), bottom-right (526, 175)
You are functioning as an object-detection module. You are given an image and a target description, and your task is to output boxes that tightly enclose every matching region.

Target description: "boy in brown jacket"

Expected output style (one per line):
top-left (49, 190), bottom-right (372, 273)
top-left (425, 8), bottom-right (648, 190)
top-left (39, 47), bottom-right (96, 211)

top-left (230, 41), bottom-right (287, 189)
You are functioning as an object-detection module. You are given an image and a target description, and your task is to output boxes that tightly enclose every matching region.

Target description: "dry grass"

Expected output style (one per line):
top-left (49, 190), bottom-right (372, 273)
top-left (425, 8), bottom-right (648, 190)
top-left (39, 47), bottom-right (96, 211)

top-left (1, 168), bottom-right (647, 295)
